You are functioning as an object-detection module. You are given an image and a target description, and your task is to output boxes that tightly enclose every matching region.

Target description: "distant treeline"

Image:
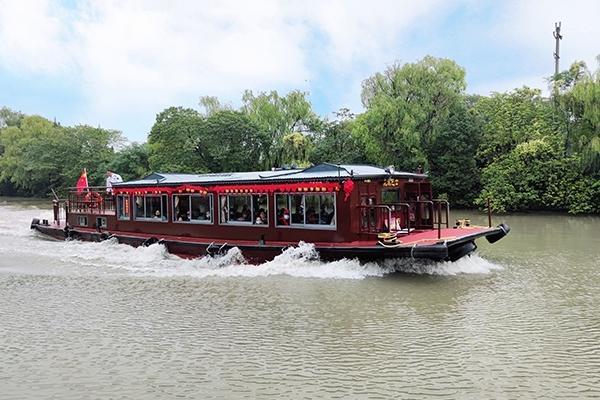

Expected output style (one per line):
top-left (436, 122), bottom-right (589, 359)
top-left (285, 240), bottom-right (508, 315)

top-left (1, 56), bottom-right (599, 213)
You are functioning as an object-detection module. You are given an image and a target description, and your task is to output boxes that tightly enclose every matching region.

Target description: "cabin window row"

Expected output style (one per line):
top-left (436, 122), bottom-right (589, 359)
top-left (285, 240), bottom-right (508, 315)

top-left (116, 193), bottom-right (336, 228)
top-left (275, 194), bottom-right (335, 227)
top-left (219, 194), bottom-right (268, 225)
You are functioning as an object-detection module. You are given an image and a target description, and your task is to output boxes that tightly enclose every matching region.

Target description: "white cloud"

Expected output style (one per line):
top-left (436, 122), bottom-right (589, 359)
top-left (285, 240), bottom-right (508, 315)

top-left (0, 0), bottom-right (598, 139)
top-left (0, 0), bottom-right (73, 74)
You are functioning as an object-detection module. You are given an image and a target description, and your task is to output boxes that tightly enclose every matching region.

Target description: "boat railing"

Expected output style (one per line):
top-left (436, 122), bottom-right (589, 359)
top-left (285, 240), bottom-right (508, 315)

top-left (357, 203), bottom-right (413, 235)
top-left (67, 187), bottom-right (115, 215)
top-left (357, 199), bottom-right (449, 237)
top-left (431, 199), bottom-right (449, 239)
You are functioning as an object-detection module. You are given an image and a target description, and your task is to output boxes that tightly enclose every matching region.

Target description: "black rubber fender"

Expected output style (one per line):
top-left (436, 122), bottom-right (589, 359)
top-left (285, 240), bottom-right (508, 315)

top-left (486, 223), bottom-right (510, 244)
top-left (30, 218), bottom-right (40, 229)
top-left (411, 243), bottom-right (449, 260)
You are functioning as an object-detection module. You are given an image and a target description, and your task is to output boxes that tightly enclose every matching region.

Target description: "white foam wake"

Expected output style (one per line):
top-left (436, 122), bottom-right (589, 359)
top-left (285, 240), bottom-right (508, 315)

top-left (0, 203), bottom-right (503, 279)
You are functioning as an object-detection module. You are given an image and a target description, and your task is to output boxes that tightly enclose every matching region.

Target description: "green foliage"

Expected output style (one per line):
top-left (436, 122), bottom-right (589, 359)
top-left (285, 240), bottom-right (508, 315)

top-left (195, 110), bottom-right (266, 172)
top-left (241, 90), bottom-right (319, 168)
top-left (550, 59), bottom-right (600, 173)
top-left (110, 143), bottom-right (151, 182)
top-left (309, 108), bottom-right (367, 165)
top-left (356, 56), bottom-right (466, 171)
top-left (426, 105), bottom-right (481, 207)
top-left (473, 87), bottom-right (563, 167)
top-left (0, 115), bottom-right (120, 196)
top-left (147, 107), bottom-right (205, 173)
top-left (0, 106), bottom-right (24, 129)
top-left (477, 140), bottom-right (598, 214)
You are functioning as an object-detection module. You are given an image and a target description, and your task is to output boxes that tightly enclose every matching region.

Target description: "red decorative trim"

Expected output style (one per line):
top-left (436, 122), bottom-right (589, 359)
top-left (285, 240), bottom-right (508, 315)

top-left (113, 182), bottom-right (341, 196)
top-left (212, 181), bottom-right (340, 194)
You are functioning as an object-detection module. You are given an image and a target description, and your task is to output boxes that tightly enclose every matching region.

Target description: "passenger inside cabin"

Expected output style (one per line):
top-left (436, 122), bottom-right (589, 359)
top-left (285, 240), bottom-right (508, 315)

top-left (306, 207), bottom-right (318, 224)
top-left (320, 205), bottom-right (335, 225)
top-left (236, 204), bottom-right (251, 222)
top-left (292, 205), bottom-right (303, 224)
top-left (278, 208), bottom-right (290, 225)
top-left (255, 209), bottom-right (267, 225)
top-left (177, 208), bottom-right (190, 221)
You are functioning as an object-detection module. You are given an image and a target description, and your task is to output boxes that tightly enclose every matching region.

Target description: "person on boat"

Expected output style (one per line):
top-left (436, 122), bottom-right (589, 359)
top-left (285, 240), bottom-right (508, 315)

top-left (278, 208), bottom-right (290, 226)
top-left (105, 170), bottom-right (123, 194)
top-left (236, 204), bottom-right (250, 222)
top-left (306, 207), bottom-right (318, 224)
top-left (255, 210), bottom-right (267, 225)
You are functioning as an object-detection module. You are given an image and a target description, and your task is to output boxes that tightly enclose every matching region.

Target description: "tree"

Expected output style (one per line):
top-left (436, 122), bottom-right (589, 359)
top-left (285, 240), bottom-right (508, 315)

top-left (110, 142), bottom-right (151, 181)
top-left (426, 105), bottom-right (481, 207)
top-left (195, 110), bottom-right (267, 172)
top-left (0, 106), bottom-right (24, 129)
top-left (0, 116), bottom-right (120, 196)
top-left (148, 107), bottom-right (205, 173)
top-left (551, 58), bottom-right (600, 174)
top-left (356, 56), bottom-right (467, 171)
top-left (241, 90), bottom-right (319, 168)
top-left (473, 87), bottom-right (562, 168)
top-left (310, 108), bottom-right (367, 164)
top-left (476, 139), bottom-right (598, 214)
top-left (199, 96), bottom-right (232, 117)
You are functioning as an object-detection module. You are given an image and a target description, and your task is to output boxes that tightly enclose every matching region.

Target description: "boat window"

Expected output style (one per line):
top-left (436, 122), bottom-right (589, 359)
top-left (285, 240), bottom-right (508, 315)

top-left (116, 195), bottom-right (131, 220)
top-left (134, 195), bottom-right (168, 221)
top-left (173, 194), bottom-right (212, 223)
top-left (382, 189), bottom-right (401, 204)
top-left (96, 217), bottom-right (107, 228)
top-left (219, 194), bottom-right (268, 225)
top-left (77, 215), bottom-right (88, 226)
top-left (275, 193), bottom-right (336, 228)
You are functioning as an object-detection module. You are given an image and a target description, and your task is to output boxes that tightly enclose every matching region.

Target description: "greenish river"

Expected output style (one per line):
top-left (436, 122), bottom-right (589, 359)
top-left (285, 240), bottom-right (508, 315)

top-left (1, 198), bottom-right (599, 399)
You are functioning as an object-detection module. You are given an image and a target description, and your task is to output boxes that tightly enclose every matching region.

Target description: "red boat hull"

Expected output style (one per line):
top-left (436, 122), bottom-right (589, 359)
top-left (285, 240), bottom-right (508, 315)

top-left (31, 219), bottom-right (509, 264)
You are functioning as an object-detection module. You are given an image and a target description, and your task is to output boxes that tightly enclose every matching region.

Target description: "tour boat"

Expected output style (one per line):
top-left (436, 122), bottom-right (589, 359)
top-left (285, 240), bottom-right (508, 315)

top-left (30, 163), bottom-right (509, 263)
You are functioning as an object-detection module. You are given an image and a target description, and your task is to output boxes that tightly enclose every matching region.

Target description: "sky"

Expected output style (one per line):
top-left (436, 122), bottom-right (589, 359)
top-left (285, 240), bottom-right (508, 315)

top-left (0, 0), bottom-right (598, 142)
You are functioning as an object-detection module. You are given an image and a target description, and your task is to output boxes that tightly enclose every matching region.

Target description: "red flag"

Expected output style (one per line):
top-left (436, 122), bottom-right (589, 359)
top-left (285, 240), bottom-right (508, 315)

top-left (76, 169), bottom-right (89, 193)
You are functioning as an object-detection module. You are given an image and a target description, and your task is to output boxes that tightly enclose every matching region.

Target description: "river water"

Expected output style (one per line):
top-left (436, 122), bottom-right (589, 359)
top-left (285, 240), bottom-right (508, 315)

top-left (1, 198), bottom-right (599, 399)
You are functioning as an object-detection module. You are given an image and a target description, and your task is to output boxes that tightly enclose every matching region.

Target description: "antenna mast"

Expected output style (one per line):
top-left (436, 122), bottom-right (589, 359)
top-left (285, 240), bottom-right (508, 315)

top-left (553, 22), bottom-right (562, 77)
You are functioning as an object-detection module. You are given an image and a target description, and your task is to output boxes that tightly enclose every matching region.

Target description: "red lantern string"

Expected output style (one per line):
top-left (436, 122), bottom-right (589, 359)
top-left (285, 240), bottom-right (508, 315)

top-left (113, 181), bottom-right (342, 196)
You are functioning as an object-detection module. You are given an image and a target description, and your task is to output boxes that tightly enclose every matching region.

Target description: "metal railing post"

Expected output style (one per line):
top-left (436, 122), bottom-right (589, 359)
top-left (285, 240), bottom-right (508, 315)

top-left (487, 198), bottom-right (492, 228)
top-left (437, 201), bottom-right (442, 239)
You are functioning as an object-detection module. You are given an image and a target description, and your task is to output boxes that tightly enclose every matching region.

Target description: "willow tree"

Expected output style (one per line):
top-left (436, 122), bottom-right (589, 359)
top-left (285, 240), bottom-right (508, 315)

top-left (356, 56), bottom-right (467, 171)
top-left (241, 90), bottom-right (319, 169)
top-left (552, 58), bottom-right (600, 174)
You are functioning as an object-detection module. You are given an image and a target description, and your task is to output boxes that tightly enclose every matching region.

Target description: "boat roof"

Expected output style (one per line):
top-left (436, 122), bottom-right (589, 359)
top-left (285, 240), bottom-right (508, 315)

top-left (114, 163), bottom-right (427, 187)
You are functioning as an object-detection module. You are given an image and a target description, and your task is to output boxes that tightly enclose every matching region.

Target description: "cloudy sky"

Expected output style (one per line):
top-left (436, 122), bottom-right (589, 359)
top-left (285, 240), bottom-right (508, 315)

top-left (1, 0), bottom-right (598, 142)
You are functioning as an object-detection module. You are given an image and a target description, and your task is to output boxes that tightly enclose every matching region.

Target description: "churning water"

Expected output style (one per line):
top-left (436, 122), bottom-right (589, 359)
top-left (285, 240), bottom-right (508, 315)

top-left (1, 198), bottom-right (599, 399)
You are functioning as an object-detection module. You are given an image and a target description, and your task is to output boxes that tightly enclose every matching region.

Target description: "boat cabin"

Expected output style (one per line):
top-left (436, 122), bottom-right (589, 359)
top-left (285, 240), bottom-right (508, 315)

top-left (62, 163), bottom-right (447, 244)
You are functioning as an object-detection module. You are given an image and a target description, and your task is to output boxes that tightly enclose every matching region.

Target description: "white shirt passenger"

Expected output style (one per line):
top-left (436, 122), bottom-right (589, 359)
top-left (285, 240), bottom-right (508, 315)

top-left (106, 172), bottom-right (123, 193)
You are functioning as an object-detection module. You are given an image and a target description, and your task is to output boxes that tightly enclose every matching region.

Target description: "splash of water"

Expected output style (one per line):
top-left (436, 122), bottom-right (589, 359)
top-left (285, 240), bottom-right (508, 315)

top-left (1, 203), bottom-right (503, 279)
